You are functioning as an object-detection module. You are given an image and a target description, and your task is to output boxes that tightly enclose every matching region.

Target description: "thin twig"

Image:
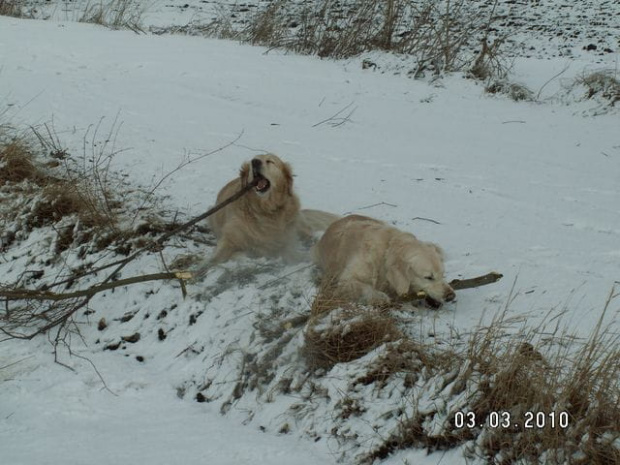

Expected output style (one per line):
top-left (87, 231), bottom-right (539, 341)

top-left (312, 102), bottom-right (356, 128)
top-left (536, 63), bottom-right (570, 100)
top-left (412, 216), bottom-right (441, 225)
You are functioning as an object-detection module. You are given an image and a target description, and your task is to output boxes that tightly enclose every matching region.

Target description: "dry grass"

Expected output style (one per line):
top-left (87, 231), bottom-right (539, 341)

top-left (459, 323), bottom-right (620, 463)
top-left (0, 140), bottom-right (44, 184)
top-left (0, 122), bottom-right (128, 254)
top-left (198, 0), bottom-right (508, 79)
top-left (80, 0), bottom-right (145, 32)
top-left (305, 284), bottom-right (620, 464)
top-left (0, 0), bottom-right (24, 17)
top-left (303, 289), bottom-right (403, 370)
top-left (575, 70), bottom-right (620, 107)
top-left (485, 80), bottom-right (535, 102)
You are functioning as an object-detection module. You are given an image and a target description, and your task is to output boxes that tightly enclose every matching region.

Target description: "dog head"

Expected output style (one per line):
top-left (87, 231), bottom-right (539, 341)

top-left (240, 153), bottom-right (294, 203)
top-left (386, 239), bottom-right (455, 306)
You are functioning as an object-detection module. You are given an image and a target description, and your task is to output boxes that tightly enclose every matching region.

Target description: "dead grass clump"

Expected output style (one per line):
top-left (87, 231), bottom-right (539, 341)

top-left (354, 339), bottom-right (442, 388)
top-left (576, 70), bottom-right (620, 107)
top-left (0, 140), bottom-right (44, 184)
top-left (245, 0), bottom-right (288, 47)
top-left (485, 80), bottom-right (534, 101)
top-left (304, 298), bottom-right (403, 370)
top-left (80, 0), bottom-right (145, 32)
top-left (0, 0), bottom-right (24, 17)
top-left (28, 184), bottom-right (84, 227)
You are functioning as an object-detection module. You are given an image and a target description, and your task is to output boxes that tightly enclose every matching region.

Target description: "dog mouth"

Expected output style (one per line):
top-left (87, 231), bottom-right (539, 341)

top-left (425, 296), bottom-right (442, 309)
top-left (252, 170), bottom-right (271, 194)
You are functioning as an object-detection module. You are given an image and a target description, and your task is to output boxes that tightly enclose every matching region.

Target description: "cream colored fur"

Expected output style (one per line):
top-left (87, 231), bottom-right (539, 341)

top-left (204, 154), bottom-right (339, 269)
top-left (313, 215), bottom-right (455, 305)
top-left (208, 153), bottom-right (301, 264)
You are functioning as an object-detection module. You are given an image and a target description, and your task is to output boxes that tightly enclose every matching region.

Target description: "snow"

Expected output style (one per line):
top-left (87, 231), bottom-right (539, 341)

top-left (1, 4), bottom-right (619, 464)
top-left (0, 340), bottom-right (333, 465)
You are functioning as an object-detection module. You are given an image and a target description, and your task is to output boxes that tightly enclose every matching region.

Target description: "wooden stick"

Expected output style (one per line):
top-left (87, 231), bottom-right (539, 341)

top-left (449, 271), bottom-right (503, 290)
top-left (399, 272), bottom-right (503, 302)
top-left (1, 272), bottom-right (192, 302)
top-left (43, 180), bottom-right (257, 290)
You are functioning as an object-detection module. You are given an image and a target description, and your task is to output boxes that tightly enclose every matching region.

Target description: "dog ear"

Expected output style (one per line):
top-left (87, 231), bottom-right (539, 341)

top-left (385, 251), bottom-right (410, 297)
top-left (239, 162), bottom-right (250, 187)
top-left (386, 265), bottom-right (410, 297)
top-left (282, 162), bottom-right (294, 196)
top-left (425, 242), bottom-right (444, 259)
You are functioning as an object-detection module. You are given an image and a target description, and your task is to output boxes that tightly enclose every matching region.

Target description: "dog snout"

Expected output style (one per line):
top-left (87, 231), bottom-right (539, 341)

top-left (251, 158), bottom-right (262, 171)
top-left (444, 287), bottom-right (456, 302)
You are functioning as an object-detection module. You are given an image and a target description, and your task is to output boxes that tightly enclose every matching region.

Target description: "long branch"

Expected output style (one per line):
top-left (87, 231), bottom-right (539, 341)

top-left (44, 179), bottom-right (257, 290)
top-left (1, 272), bottom-right (192, 302)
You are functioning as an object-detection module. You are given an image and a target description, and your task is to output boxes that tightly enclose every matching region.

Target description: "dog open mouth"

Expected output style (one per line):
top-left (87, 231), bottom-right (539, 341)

top-left (253, 172), bottom-right (271, 194)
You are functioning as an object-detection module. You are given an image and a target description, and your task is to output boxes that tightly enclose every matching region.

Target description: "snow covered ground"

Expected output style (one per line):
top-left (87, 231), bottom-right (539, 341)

top-left (1, 3), bottom-right (619, 464)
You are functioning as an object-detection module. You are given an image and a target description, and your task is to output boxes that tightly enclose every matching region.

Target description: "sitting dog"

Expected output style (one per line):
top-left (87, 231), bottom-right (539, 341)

top-left (206, 153), bottom-right (338, 266)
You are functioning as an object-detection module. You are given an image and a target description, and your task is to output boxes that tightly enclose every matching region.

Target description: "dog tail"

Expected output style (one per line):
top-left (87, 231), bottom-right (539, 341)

top-left (298, 209), bottom-right (340, 241)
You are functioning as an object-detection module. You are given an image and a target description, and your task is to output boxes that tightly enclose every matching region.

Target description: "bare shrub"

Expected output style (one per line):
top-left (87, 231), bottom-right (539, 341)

top-left (31, 119), bottom-right (126, 239)
top-left (469, 36), bottom-right (510, 82)
top-left (80, 0), bottom-right (145, 32)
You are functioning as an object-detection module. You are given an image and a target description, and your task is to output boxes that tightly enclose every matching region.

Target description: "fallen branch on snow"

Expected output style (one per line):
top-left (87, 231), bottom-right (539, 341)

top-left (1, 180), bottom-right (257, 340)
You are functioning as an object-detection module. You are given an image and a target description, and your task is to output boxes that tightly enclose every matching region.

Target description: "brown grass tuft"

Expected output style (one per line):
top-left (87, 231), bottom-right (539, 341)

top-left (0, 0), bottom-right (24, 18)
top-left (485, 80), bottom-right (534, 101)
top-left (80, 0), bottom-right (145, 32)
top-left (304, 289), bottom-right (403, 370)
top-left (0, 141), bottom-right (44, 184)
top-left (576, 70), bottom-right (620, 107)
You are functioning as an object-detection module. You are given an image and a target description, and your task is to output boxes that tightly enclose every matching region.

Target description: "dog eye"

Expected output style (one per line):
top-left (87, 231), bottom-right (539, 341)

top-left (266, 160), bottom-right (274, 164)
top-left (425, 275), bottom-right (435, 281)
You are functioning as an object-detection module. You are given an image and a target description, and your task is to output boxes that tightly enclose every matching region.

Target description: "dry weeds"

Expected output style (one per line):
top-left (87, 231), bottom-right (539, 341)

top-left (80, 0), bottom-right (145, 32)
top-left (195, 0), bottom-right (509, 79)
top-left (0, 0), bottom-right (24, 18)
top-left (576, 69), bottom-right (620, 107)
top-left (303, 289), bottom-right (403, 370)
top-left (305, 281), bottom-right (620, 464)
top-left (0, 140), bottom-right (43, 184)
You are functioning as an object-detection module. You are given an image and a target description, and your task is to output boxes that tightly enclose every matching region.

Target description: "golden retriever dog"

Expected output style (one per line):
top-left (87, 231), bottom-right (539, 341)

top-left (204, 153), bottom-right (339, 267)
top-left (313, 215), bottom-right (455, 306)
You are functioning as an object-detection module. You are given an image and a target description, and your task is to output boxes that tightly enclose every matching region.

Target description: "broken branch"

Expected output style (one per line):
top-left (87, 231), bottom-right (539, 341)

top-left (0, 272), bottom-right (192, 302)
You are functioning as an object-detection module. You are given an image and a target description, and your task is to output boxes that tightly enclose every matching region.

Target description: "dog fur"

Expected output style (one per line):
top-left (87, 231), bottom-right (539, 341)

top-left (206, 153), bottom-right (339, 266)
top-left (313, 215), bottom-right (455, 305)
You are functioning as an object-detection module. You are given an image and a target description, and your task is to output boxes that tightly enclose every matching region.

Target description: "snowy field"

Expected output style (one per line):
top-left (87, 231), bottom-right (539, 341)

top-left (1, 2), bottom-right (619, 464)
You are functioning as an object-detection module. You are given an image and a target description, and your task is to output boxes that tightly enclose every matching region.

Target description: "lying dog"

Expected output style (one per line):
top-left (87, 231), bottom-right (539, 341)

top-left (207, 153), bottom-right (338, 265)
top-left (313, 215), bottom-right (455, 306)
